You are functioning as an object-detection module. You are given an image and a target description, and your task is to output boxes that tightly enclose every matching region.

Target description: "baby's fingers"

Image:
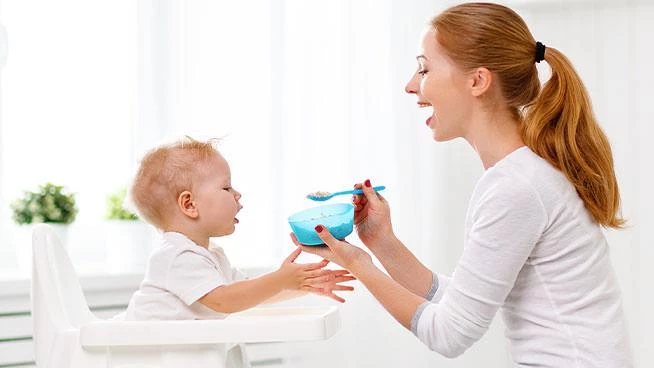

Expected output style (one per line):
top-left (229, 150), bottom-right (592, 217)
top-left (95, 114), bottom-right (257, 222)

top-left (314, 283), bottom-right (355, 292)
top-left (304, 268), bottom-right (332, 279)
top-left (303, 285), bottom-right (348, 303)
top-left (325, 292), bottom-right (346, 303)
top-left (331, 284), bottom-right (355, 291)
top-left (304, 271), bottom-right (355, 285)
top-left (304, 274), bottom-right (334, 285)
top-left (306, 274), bottom-right (356, 287)
top-left (283, 247), bottom-right (303, 263)
top-left (333, 275), bottom-right (357, 283)
top-left (330, 269), bottom-right (352, 277)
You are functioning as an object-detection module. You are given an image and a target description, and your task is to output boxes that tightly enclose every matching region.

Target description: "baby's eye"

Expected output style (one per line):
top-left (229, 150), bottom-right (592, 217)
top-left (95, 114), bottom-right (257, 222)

top-left (223, 187), bottom-right (232, 191)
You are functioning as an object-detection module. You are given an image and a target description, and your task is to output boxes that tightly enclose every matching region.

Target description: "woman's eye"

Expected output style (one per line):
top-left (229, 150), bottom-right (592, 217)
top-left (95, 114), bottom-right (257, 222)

top-left (418, 69), bottom-right (428, 76)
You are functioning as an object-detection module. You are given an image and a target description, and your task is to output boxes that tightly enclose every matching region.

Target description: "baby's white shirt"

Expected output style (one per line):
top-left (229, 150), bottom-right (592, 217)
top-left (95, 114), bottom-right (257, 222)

top-left (125, 232), bottom-right (247, 321)
top-left (412, 146), bottom-right (632, 367)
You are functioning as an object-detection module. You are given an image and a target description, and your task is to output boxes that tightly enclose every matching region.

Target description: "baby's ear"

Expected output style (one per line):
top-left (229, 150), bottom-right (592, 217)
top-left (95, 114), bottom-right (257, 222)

top-left (177, 190), bottom-right (199, 219)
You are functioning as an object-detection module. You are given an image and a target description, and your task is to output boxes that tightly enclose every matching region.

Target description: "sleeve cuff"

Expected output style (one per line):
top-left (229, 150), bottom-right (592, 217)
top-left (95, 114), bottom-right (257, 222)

top-left (178, 278), bottom-right (224, 305)
top-left (425, 272), bottom-right (439, 300)
top-left (410, 301), bottom-right (431, 335)
top-left (430, 273), bottom-right (450, 303)
top-left (233, 267), bottom-right (248, 281)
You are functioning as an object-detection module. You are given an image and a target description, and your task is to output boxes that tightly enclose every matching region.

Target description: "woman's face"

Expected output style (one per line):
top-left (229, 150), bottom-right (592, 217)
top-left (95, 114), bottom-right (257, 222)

top-left (405, 28), bottom-right (473, 141)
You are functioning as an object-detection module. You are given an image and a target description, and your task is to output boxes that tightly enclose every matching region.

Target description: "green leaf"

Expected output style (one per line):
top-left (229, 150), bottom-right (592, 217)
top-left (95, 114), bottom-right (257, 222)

top-left (10, 182), bottom-right (78, 225)
top-left (105, 187), bottom-right (138, 221)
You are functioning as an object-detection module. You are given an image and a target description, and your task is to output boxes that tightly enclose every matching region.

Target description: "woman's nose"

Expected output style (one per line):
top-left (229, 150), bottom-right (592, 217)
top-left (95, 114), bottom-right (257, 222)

top-left (405, 73), bottom-right (418, 94)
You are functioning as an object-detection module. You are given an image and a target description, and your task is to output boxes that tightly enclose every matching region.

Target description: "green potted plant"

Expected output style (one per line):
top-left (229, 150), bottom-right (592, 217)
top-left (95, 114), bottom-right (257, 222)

top-left (104, 186), bottom-right (154, 272)
top-left (10, 183), bottom-right (78, 272)
top-left (11, 182), bottom-right (78, 225)
top-left (105, 187), bottom-right (138, 221)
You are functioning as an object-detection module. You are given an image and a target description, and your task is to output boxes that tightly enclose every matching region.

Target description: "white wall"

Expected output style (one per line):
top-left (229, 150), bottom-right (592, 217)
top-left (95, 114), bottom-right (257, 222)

top-left (515, 2), bottom-right (652, 366)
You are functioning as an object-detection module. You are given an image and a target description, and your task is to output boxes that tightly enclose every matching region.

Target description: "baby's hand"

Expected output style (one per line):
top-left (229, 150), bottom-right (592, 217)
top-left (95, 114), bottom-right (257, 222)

top-left (277, 248), bottom-right (356, 303)
top-left (306, 269), bottom-right (356, 303)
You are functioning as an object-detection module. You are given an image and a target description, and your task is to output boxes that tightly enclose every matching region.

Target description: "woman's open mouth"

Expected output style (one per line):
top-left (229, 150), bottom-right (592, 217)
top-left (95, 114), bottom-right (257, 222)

top-left (418, 101), bottom-right (433, 126)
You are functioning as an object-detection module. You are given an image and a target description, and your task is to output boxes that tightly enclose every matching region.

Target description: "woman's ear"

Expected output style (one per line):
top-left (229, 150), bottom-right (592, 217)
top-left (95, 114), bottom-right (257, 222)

top-left (177, 190), bottom-right (199, 219)
top-left (470, 67), bottom-right (492, 97)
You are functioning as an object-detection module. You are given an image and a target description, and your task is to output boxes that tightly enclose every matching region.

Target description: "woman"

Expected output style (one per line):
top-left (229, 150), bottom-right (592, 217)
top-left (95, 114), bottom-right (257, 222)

top-left (293, 2), bottom-right (632, 366)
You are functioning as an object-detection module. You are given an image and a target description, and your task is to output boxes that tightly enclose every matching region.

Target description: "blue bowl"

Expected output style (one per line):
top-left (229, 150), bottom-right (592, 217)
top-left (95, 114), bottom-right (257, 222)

top-left (288, 203), bottom-right (354, 246)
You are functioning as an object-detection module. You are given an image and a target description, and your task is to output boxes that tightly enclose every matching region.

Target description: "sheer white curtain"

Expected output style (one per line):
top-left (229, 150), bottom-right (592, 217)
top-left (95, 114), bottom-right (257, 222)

top-left (0, 0), bottom-right (138, 272)
top-left (146, 0), bottom-right (480, 272)
top-left (139, 0), bottom-right (278, 265)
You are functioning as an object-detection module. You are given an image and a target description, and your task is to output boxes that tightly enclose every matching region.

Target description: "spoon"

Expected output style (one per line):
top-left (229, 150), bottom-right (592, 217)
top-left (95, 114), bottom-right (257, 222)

top-left (306, 185), bottom-right (386, 201)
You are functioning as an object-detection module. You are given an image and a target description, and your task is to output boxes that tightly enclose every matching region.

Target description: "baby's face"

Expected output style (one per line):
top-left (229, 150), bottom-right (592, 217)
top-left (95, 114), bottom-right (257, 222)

top-left (194, 153), bottom-right (243, 236)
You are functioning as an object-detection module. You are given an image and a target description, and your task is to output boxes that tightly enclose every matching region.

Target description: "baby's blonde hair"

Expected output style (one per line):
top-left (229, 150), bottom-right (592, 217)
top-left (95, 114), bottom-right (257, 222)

top-left (130, 137), bottom-right (221, 229)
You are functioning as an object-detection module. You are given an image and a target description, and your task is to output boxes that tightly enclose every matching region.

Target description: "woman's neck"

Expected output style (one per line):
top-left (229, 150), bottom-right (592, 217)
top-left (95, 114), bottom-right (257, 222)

top-left (465, 108), bottom-right (525, 170)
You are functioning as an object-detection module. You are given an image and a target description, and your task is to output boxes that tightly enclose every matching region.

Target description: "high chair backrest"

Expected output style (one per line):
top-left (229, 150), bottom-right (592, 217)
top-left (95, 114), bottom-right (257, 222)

top-left (31, 224), bottom-right (95, 366)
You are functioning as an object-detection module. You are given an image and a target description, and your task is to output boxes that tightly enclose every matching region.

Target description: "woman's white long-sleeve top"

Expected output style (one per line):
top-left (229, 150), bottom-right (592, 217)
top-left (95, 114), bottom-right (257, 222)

top-left (411, 146), bottom-right (632, 367)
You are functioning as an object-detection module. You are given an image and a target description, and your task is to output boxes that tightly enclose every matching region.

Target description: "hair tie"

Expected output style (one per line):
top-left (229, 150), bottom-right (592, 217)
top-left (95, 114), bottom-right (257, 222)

top-left (535, 41), bottom-right (546, 63)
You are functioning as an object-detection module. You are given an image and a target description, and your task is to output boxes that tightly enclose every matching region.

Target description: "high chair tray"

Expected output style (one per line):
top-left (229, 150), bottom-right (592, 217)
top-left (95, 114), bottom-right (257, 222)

top-left (80, 306), bottom-right (340, 347)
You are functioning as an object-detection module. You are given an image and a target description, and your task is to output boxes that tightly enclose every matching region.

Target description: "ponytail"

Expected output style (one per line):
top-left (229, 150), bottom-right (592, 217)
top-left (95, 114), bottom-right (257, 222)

top-left (522, 48), bottom-right (624, 228)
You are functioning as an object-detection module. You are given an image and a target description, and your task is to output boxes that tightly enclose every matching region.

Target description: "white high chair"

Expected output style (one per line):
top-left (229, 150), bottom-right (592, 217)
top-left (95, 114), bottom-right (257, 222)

top-left (31, 224), bottom-right (340, 368)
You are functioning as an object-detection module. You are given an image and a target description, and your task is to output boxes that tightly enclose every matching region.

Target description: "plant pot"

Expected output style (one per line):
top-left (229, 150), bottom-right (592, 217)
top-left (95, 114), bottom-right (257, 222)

top-left (13, 223), bottom-right (70, 275)
top-left (104, 220), bottom-right (156, 272)
top-left (48, 223), bottom-right (70, 247)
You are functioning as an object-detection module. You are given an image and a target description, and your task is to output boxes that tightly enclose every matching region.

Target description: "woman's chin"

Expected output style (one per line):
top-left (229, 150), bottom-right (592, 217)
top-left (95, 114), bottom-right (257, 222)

top-left (431, 129), bottom-right (445, 141)
top-left (432, 130), bottom-right (457, 142)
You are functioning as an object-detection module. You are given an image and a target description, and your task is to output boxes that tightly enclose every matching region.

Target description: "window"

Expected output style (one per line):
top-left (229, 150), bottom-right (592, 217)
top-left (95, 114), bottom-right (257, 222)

top-left (0, 0), bottom-right (279, 271)
top-left (0, 0), bottom-right (405, 273)
top-left (0, 0), bottom-right (138, 273)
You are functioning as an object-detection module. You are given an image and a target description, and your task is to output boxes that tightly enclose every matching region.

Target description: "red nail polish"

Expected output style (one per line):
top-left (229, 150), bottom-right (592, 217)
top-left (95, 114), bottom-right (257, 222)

top-left (364, 179), bottom-right (371, 188)
top-left (315, 225), bottom-right (324, 233)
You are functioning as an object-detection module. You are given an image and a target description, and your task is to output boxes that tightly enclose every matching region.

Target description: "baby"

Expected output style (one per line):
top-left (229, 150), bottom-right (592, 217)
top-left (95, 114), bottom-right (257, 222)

top-left (124, 137), bottom-right (354, 323)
